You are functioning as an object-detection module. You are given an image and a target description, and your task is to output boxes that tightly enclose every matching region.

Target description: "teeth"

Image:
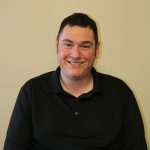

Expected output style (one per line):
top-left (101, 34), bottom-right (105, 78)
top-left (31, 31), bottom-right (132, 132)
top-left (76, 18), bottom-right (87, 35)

top-left (68, 61), bottom-right (83, 65)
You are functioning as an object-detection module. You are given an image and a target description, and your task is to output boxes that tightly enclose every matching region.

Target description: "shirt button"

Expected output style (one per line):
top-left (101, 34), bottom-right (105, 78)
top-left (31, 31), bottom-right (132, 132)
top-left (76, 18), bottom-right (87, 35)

top-left (74, 111), bottom-right (79, 115)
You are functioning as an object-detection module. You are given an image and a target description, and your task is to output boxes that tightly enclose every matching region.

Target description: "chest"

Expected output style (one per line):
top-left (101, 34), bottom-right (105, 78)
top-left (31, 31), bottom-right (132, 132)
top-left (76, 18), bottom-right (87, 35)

top-left (32, 92), bottom-right (123, 146)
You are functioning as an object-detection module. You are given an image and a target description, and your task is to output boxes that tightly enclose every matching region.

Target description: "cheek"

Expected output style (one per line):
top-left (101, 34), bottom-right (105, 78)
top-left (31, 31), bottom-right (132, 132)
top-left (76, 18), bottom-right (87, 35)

top-left (57, 48), bottom-right (69, 60)
top-left (84, 51), bottom-right (96, 61)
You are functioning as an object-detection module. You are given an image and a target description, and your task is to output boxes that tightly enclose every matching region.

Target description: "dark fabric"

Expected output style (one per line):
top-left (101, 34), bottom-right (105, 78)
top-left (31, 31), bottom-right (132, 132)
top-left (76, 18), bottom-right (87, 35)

top-left (4, 67), bottom-right (147, 150)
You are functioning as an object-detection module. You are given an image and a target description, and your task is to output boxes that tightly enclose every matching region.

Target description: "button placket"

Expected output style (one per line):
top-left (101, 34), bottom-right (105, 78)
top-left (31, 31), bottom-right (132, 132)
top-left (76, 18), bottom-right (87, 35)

top-left (74, 111), bottom-right (79, 116)
top-left (73, 97), bottom-right (80, 116)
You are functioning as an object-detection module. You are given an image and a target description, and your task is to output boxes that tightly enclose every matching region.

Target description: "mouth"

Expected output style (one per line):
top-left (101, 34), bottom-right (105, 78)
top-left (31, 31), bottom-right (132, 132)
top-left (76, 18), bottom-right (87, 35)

top-left (67, 61), bottom-right (85, 65)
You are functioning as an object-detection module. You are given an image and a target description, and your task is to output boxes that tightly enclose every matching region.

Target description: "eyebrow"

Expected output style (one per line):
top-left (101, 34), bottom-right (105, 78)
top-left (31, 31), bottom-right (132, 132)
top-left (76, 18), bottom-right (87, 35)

top-left (62, 39), bottom-right (93, 45)
top-left (62, 39), bottom-right (73, 43)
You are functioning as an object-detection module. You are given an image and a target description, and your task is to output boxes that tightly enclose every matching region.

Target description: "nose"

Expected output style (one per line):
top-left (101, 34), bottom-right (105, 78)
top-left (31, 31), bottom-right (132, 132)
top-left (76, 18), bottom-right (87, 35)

top-left (70, 45), bottom-right (80, 58)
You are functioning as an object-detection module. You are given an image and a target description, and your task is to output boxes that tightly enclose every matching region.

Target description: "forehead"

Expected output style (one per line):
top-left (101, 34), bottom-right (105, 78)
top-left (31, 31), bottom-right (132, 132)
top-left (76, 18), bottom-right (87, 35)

top-left (59, 25), bottom-right (95, 42)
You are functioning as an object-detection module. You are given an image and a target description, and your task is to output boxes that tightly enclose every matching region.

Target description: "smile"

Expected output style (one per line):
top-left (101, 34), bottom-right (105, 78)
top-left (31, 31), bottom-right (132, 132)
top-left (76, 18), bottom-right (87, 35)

top-left (67, 61), bottom-right (84, 65)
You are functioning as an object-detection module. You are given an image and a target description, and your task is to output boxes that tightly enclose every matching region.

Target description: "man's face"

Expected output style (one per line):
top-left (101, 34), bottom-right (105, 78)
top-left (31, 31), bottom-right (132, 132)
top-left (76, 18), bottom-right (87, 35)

top-left (56, 25), bottom-right (99, 80)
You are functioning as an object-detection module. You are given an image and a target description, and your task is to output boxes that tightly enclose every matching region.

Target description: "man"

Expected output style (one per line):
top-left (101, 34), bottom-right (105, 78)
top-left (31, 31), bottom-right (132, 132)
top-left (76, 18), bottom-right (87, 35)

top-left (4, 13), bottom-right (147, 149)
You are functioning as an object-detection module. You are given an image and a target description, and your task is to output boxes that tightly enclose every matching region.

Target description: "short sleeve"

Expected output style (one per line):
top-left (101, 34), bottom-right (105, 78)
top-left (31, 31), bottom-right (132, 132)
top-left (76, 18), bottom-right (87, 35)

top-left (4, 81), bottom-right (32, 150)
top-left (121, 87), bottom-right (147, 149)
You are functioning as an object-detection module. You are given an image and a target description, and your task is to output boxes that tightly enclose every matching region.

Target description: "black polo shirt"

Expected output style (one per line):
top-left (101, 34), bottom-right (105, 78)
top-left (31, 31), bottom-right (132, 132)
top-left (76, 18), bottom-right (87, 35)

top-left (4, 67), bottom-right (147, 150)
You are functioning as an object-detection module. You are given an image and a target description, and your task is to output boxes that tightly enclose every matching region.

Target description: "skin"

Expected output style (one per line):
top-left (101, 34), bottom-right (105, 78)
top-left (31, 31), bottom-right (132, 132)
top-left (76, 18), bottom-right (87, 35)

top-left (56, 25), bottom-right (100, 97)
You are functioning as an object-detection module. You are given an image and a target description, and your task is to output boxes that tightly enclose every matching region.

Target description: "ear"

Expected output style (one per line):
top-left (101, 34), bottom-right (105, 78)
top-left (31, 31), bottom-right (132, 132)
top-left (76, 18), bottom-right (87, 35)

top-left (95, 42), bottom-right (100, 58)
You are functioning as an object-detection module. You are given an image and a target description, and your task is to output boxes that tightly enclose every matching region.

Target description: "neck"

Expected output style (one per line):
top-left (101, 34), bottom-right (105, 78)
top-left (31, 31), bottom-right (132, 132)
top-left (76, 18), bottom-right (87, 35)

top-left (60, 72), bottom-right (93, 97)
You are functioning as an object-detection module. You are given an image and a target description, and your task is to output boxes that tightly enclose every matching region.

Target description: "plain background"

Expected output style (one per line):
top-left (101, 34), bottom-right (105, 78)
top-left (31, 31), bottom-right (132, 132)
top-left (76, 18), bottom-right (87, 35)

top-left (0, 0), bottom-right (149, 149)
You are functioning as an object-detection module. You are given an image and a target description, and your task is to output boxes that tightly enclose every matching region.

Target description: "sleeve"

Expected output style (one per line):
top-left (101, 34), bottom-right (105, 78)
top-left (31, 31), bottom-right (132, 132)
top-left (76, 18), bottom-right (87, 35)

top-left (4, 81), bottom-right (32, 150)
top-left (121, 86), bottom-right (148, 150)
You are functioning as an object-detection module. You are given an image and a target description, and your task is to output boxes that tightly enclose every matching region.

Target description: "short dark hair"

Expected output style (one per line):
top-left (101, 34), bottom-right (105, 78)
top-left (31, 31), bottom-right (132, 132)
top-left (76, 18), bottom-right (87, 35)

top-left (57, 13), bottom-right (99, 44)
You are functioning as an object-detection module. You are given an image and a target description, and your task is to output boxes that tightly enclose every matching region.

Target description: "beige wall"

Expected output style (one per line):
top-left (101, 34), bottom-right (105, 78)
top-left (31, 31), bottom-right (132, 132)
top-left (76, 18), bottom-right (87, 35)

top-left (0, 0), bottom-right (149, 148)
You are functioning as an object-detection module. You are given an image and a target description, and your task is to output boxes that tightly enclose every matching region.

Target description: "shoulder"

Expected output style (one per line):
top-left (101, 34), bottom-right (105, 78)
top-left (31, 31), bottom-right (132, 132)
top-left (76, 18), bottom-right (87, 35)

top-left (21, 70), bottom-right (57, 92)
top-left (98, 72), bottom-right (127, 87)
top-left (94, 68), bottom-right (128, 87)
top-left (93, 69), bottom-right (132, 95)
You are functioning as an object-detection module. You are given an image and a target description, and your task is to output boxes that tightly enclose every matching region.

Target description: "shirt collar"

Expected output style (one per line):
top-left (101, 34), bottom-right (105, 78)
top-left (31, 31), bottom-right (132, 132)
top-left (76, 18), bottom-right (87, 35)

top-left (51, 67), bottom-right (63, 94)
top-left (91, 67), bottom-right (102, 94)
top-left (51, 67), bottom-right (102, 96)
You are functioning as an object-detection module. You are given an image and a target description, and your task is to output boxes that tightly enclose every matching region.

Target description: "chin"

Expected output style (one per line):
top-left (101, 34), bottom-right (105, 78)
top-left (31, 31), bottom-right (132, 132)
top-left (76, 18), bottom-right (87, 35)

top-left (70, 76), bottom-right (82, 80)
top-left (65, 71), bottom-right (80, 79)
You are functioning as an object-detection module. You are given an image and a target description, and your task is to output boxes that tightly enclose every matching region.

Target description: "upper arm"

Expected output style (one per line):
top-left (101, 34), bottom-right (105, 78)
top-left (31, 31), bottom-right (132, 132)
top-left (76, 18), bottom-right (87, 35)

top-left (121, 88), bottom-right (147, 149)
top-left (4, 82), bottom-right (32, 150)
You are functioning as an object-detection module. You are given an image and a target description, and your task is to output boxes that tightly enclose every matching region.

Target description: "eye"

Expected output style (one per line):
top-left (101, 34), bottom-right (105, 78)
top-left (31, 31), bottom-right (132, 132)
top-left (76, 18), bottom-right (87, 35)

top-left (80, 44), bottom-right (91, 49)
top-left (63, 42), bottom-right (73, 48)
